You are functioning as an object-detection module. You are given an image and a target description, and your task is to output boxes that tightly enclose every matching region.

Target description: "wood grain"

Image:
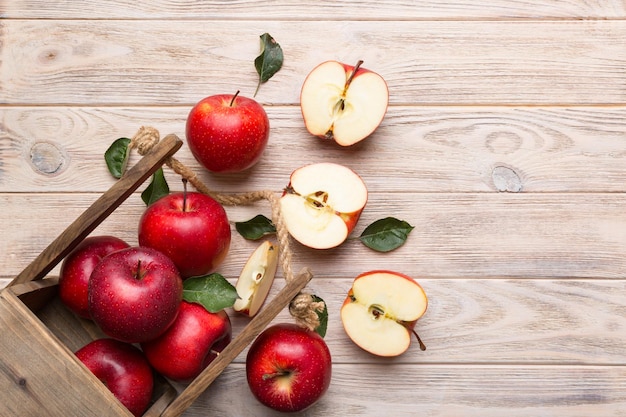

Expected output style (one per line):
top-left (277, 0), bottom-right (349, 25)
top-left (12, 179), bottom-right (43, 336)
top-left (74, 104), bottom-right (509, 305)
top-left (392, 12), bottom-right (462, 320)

top-left (1, 20), bottom-right (625, 106)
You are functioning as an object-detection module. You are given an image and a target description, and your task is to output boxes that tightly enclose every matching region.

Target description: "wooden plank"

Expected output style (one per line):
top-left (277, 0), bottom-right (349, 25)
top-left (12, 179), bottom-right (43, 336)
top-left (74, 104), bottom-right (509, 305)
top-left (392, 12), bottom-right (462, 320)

top-left (175, 364), bottom-right (626, 417)
top-left (4, 0), bottom-right (626, 19)
top-left (2, 192), bottom-right (626, 280)
top-left (3, 106), bottom-right (626, 193)
top-left (1, 20), bottom-right (625, 105)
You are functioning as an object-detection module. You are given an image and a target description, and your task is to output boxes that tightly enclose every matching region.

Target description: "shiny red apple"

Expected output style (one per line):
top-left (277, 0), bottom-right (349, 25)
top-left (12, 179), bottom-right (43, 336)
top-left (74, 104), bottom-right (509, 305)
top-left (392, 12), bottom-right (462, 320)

top-left (246, 323), bottom-right (332, 412)
top-left (59, 235), bottom-right (130, 318)
top-left (138, 190), bottom-right (231, 278)
top-left (88, 246), bottom-right (183, 343)
top-left (141, 300), bottom-right (232, 382)
top-left (186, 91), bottom-right (270, 173)
top-left (75, 338), bottom-right (154, 417)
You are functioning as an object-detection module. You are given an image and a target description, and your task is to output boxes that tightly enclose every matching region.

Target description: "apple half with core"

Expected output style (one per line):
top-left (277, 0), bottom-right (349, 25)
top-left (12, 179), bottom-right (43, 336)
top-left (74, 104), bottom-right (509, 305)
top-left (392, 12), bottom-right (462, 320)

top-left (280, 162), bottom-right (367, 249)
top-left (233, 240), bottom-right (279, 317)
top-left (300, 60), bottom-right (389, 146)
top-left (246, 323), bottom-right (332, 412)
top-left (75, 338), bottom-right (154, 417)
top-left (341, 270), bottom-right (428, 357)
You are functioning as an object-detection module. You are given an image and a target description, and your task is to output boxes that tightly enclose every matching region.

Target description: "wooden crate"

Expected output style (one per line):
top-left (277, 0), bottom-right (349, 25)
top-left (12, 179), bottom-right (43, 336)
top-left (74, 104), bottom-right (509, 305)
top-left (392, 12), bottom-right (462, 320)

top-left (0, 134), bottom-right (311, 417)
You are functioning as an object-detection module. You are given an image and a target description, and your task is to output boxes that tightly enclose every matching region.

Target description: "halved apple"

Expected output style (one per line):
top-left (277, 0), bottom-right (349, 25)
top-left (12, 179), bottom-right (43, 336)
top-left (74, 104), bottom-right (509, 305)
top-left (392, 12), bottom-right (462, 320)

top-left (233, 240), bottom-right (279, 317)
top-left (280, 162), bottom-right (367, 249)
top-left (340, 270), bottom-right (428, 357)
top-left (300, 60), bottom-right (389, 146)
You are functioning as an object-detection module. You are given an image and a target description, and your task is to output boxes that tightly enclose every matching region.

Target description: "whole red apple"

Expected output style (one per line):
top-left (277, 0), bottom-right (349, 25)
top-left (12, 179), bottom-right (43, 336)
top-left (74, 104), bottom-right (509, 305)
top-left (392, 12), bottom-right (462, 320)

top-left (89, 246), bottom-right (183, 343)
top-left (59, 235), bottom-right (130, 318)
top-left (186, 91), bottom-right (270, 173)
top-left (246, 323), bottom-right (332, 412)
top-left (138, 190), bottom-right (231, 278)
top-left (75, 338), bottom-right (154, 417)
top-left (141, 300), bottom-right (232, 382)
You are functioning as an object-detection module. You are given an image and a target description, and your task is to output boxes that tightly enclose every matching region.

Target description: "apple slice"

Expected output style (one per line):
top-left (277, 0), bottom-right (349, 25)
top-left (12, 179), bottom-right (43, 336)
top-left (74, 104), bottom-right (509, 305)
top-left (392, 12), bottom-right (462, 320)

top-left (300, 60), bottom-right (389, 146)
top-left (233, 240), bottom-right (279, 317)
top-left (340, 270), bottom-right (428, 357)
top-left (280, 162), bottom-right (367, 249)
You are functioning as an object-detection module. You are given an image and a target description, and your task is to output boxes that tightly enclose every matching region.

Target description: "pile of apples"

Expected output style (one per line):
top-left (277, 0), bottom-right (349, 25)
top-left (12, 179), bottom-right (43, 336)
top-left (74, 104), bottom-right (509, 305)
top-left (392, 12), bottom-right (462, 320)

top-left (58, 59), bottom-right (429, 416)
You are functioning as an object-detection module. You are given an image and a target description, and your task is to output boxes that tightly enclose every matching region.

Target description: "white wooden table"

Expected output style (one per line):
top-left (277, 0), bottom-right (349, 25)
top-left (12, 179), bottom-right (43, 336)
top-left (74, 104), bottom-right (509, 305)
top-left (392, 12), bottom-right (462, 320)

top-left (2, 1), bottom-right (626, 415)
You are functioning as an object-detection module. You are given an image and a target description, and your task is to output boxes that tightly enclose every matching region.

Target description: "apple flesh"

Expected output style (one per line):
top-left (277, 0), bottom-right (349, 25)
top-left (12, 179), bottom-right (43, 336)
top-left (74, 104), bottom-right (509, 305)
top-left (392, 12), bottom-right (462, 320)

top-left (280, 162), bottom-right (367, 249)
top-left (300, 60), bottom-right (389, 146)
top-left (340, 270), bottom-right (428, 357)
top-left (138, 190), bottom-right (231, 278)
top-left (141, 300), bottom-right (232, 382)
top-left (89, 246), bottom-right (183, 343)
top-left (59, 235), bottom-right (130, 319)
top-left (233, 240), bottom-right (279, 317)
top-left (75, 338), bottom-right (154, 417)
top-left (246, 323), bottom-right (332, 412)
top-left (186, 91), bottom-right (270, 173)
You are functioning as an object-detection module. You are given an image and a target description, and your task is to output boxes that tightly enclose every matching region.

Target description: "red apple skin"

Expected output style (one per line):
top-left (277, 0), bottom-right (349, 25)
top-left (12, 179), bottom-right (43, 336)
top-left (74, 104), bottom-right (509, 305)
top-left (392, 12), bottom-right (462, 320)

top-left (141, 301), bottom-right (232, 382)
top-left (88, 246), bottom-right (183, 343)
top-left (246, 323), bottom-right (332, 412)
top-left (138, 191), bottom-right (231, 279)
top-left (75, 338), bottom-right (154, 417)
top-left (186, 93), bottom-right (270, 173)
top-left (59, 235), bottom-right (130, 319)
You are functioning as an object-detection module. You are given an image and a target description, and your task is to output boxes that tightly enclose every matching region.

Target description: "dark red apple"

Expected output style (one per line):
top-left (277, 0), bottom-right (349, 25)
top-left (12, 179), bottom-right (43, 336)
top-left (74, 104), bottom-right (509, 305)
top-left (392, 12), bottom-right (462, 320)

top-left (88, 246), bottom-right (183, 343)
top-left (186, 91), bottom-right (270, 173)
top-left (138, 190), bottom-right (231, 278)
top-left (75, 338), bottom-right (154, 417)
top-left (246, 323), bottom-right (332, 412)
top-left (141, 300), bottom-right (232, 382)
top-left (59, 235), bottom-right (130, 318)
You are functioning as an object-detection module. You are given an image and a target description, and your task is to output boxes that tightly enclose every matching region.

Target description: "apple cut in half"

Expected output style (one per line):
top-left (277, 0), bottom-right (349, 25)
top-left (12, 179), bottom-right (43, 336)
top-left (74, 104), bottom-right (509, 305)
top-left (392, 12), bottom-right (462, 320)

top-left (300, 60), bottom-right (389, 146)
top-left (341, 270), bottom-right (428, 357)
top-left (233, 240), bottom-right (279, 317)
top-left (280, 162), bottom-right (367, 249)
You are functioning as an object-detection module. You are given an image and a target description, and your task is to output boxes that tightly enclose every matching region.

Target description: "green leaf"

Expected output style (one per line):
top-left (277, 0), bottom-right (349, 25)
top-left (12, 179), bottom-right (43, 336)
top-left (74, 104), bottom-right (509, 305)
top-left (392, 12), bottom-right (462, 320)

top-left (141, 168), bottom-right (169, 206)
top-left (311, 295), bottom-right (328, 338)
top-left (235, 214), bottom-right (276, 240)
top-left (183, 273), bottom-right (238, 313)
top-left (254, 33), bottom-right (283, 97)
top-left (104, 137), bottom-right (131, 179)
top-left (359, 217), bottom-right (415, 252)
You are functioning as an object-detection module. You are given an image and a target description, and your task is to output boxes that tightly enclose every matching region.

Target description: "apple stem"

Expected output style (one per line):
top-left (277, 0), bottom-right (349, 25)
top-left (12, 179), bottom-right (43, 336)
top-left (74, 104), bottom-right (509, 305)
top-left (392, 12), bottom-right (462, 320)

top-left (182, 178), bottom-right (188, 213)
top-left (262, 370), bottom-right (290, 381)
top-left (229, 90), bottom-right (240, 107)
top-left (345, 60), bottom-right (364, 90)
top-left (134, 259), bottom-right (146, 280)
top-left (412, 329), bottom-right (427, 351)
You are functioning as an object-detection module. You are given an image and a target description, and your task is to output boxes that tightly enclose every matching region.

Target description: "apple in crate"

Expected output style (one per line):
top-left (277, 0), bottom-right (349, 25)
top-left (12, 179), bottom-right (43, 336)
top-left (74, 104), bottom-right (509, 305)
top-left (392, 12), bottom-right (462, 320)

top-left (300, 60), bottom-right (389, 146)
top-left (280, 162), bottom-right (367, 249)
top-left (233, 240), bottom-right (279, 317)
top-left (186, 91), bottom-right (270, 173)
top-left (141, 300), bottom-right (232, 382)
top-left (89, 246), bottom-right (183, 343)
top-left (341, 270), bottom-right (428, 357)
top-left (246, 323), bottom-right (332, 412)
top-left (75, 338), bottom-right (154, 417)
top-left (138, 190), bottom-right (231, 278)
top-left (59, 235), bottom-right (130, 319)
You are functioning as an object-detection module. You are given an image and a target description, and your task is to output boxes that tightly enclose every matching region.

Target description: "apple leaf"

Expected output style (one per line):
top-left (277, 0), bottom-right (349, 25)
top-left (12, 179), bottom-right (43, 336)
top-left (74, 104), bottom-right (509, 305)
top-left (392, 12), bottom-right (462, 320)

top-left (141, 168), bottom-right (170, 206)
top-left (183, 273), bottom-right (238, 313)
top-left (359, 217), bottom-right (415, 252)
top-left (104, 137), bottom-right (131, 179)
top-left (311, 295), bottom-right (328, 338)
top-left (254, 33), bottom-right (283, 97)
top-left (235, 214), bottom-right (276, 240)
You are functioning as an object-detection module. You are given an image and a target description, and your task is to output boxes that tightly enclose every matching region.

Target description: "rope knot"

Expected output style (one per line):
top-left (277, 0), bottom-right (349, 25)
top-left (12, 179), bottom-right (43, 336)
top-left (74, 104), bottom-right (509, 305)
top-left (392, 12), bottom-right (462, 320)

top-left (131, 126), bottom-right (160, 155)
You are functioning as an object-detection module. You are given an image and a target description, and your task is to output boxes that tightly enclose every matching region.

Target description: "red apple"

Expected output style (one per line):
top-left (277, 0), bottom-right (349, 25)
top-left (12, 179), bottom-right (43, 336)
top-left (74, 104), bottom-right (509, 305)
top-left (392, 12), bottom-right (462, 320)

top-left (246, 323), bottom-right (332, 412)
top-left (75, 338), bottom-right (154, 417)
top-left (59, 235), bottom-right (130, 318)
top-left (141, 300), bottom-right (232, 382)
top-left (186, 91), bottom-right (270, 173)
top-left (138, 190), bottom-right (231, 278)
top-left (88, 246), bottom-right (183, 343)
